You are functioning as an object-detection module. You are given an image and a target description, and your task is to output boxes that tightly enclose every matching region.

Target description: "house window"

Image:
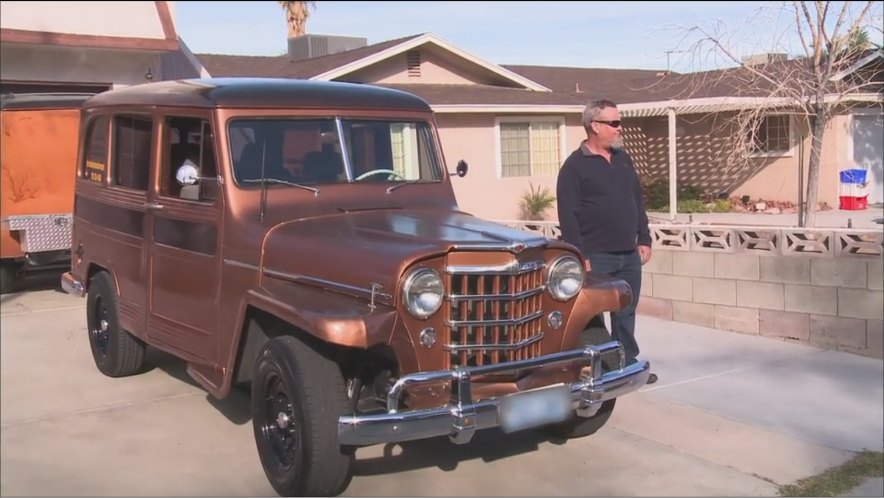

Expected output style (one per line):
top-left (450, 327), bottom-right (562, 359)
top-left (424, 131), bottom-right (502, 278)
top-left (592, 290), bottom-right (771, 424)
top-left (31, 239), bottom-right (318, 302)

top-left (499, 120), bottom-right (562, 177)
top-left (751, 115), bottom-right (791, 154)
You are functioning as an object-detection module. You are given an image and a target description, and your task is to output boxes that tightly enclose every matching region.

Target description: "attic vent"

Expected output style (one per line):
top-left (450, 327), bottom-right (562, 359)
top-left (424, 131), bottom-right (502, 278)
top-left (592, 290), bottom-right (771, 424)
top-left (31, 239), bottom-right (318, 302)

top-left (406, 50), bottom-right (421, 77)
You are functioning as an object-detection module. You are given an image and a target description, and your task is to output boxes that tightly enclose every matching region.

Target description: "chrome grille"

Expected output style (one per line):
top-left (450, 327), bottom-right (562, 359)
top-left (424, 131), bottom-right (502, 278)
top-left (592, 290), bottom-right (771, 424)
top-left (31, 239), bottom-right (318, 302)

top-left (445, 261), bottom-right (545, 367)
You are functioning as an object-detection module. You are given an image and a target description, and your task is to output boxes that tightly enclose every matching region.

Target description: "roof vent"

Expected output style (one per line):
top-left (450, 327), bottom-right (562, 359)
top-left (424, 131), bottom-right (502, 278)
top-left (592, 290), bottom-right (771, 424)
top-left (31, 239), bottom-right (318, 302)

top-left (406, 50), bottom-right (421, 77)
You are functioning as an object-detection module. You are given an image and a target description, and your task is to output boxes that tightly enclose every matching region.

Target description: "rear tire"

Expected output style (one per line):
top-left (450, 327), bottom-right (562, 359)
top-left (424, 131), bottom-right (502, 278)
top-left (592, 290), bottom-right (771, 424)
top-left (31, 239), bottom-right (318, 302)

top-left (544, 318), bottom-right (617, 439)
top-left (86, 271), bottom-right (146, 377)
top-left (251, 335), bottom-right (353, 497)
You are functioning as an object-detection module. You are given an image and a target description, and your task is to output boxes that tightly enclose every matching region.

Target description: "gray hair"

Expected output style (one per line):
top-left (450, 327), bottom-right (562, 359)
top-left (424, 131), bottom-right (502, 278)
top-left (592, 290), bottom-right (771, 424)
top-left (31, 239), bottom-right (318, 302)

top-left (581, 99), bottom-right (618, 129)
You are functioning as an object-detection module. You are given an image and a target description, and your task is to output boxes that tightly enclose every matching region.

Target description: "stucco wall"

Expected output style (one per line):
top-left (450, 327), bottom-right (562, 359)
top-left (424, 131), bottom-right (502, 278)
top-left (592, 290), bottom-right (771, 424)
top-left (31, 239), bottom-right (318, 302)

top-left (437, 113), bottom-right (586, 220)
top-left (0, 44), bottom-right (160, 88)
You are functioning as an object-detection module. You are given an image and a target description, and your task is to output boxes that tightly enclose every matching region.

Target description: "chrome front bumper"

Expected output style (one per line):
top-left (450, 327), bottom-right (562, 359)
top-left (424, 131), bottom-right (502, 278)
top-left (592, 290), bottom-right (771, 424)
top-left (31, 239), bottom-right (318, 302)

top-left (338, 341), bottom-right (650, 446)
top-left (61, 272), bottom-right (85, 297)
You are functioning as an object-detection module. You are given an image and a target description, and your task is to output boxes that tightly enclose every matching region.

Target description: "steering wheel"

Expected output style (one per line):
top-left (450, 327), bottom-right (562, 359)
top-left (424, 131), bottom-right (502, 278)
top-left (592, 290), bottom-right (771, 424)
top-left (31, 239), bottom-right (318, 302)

top-left (354, 169), bottom-right (405, 182)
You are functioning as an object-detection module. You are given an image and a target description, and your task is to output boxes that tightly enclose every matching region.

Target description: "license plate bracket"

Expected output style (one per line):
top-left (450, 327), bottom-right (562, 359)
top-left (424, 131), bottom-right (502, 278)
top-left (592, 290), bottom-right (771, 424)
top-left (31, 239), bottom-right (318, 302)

top-left (498, 384), bottom-right (572, 433)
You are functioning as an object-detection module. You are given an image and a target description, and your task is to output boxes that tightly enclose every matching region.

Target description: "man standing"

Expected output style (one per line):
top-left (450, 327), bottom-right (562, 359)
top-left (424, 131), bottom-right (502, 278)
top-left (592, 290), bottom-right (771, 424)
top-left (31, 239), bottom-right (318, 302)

top-left (556, 99), bottom-right (657, 384)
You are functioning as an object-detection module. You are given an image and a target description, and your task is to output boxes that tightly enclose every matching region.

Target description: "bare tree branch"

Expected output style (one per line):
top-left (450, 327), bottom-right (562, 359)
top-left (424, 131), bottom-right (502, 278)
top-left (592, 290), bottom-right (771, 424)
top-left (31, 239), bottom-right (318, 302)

top-left (672, 0), bottom-right (882, 227)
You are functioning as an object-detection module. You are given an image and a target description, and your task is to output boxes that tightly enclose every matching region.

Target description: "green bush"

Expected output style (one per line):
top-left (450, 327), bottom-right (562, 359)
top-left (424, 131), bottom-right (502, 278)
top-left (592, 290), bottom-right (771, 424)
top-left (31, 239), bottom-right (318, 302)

top-left (712, 199), bottom-right (733, 212)
top-left (640, 178), bottom-right (707, 211)
top-left (520, 183), bottom-right (556, 220)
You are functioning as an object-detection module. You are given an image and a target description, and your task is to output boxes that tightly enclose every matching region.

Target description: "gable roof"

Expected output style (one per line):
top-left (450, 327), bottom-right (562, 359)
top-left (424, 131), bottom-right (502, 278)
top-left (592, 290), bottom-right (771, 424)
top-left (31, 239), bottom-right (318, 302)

top-left (194, 33), bottom-right (883, 113)
top-left (198, 34), bottom-right (423, 79)
top-left (198, 32), bottom-right (550, 92)
top-left (311, 33), bottom-right (551, 91)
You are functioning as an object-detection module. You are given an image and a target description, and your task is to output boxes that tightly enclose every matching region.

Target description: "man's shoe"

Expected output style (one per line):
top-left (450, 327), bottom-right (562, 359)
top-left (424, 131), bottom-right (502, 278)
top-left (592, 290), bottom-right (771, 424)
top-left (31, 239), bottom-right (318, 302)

top-left (646, 373), bottom-right (658, 385)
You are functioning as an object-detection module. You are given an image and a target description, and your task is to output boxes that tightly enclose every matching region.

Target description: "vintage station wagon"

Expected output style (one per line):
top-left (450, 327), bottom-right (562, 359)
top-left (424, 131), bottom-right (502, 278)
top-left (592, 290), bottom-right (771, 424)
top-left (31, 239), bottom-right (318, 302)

top-left (61, 78), bottom-right (651, 496)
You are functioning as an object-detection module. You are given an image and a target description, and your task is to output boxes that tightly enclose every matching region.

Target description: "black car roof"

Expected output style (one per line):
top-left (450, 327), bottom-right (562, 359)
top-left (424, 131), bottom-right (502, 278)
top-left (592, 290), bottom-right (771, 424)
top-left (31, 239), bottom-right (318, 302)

top-left (1, 92), bottom-right (95, 110)
top-left (81, 78), bottom-right (433, 112)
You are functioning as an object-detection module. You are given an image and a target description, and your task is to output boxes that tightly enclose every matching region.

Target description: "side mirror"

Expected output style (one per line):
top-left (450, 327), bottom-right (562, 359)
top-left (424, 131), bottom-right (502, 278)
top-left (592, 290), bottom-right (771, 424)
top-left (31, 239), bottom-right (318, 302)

top-left (455, 159), bottom-right (468, 177)
top-left (176, 162), bottom-right (199, 186)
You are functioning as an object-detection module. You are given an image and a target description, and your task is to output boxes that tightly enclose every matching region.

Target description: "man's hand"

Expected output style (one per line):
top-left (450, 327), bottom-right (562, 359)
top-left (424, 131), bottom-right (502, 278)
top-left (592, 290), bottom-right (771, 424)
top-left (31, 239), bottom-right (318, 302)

top-left (584, 259), bottom-right (592, 272)
top-left (638, 245), bottom-right (652, 265)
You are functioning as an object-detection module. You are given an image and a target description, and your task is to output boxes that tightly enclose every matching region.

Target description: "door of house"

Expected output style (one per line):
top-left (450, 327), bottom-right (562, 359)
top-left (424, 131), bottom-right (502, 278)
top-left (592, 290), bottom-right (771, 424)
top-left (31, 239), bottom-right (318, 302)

top-left (852, 112), bottom-right (884, 206)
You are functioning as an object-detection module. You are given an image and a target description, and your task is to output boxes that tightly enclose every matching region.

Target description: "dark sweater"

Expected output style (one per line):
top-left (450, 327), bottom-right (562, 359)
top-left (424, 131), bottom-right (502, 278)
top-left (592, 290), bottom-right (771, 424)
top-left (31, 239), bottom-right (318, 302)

top-left (556, 143), bottom-right (652, 254)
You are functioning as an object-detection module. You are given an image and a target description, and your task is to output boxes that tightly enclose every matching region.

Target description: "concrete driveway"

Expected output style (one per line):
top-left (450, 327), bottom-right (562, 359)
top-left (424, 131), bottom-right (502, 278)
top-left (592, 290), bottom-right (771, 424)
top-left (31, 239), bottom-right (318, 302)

top-left (2, 274), bottom-right (882, 496)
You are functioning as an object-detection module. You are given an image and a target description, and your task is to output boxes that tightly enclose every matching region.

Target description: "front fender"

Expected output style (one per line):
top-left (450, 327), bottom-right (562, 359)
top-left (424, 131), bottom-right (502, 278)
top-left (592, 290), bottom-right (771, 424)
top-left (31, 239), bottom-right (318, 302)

top-left (558, 273), bottom-right (632, 350)
top-left (247, 278), bottom-right (398, 348)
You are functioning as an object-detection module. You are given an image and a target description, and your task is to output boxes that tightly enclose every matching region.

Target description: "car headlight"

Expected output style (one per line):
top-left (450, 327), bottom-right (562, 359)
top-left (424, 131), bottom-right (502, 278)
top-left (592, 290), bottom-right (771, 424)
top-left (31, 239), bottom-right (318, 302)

top-left (547, 256), bottom-right (584, 301)
top-left (402, 268), bottom-right (444, 319)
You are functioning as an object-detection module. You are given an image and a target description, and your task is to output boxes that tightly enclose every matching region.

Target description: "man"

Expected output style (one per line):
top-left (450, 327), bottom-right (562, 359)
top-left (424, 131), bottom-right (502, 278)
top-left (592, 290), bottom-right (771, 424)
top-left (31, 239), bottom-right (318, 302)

top-left (556, 98), bottom-right (657, 384)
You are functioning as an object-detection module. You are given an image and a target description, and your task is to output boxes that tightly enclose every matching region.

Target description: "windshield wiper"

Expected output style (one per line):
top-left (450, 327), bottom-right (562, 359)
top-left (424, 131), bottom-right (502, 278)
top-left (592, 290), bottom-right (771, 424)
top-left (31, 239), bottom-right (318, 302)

top-left (241, 178), bottom-right (319, 197)
top-left (386, 180), bottom-right (422, 194)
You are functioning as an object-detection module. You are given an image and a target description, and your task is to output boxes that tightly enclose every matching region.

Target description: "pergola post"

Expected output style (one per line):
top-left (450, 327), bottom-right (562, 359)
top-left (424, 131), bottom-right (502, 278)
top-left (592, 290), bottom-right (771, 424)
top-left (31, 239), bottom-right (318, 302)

top-left (668, 108), bottom-right (677, 220)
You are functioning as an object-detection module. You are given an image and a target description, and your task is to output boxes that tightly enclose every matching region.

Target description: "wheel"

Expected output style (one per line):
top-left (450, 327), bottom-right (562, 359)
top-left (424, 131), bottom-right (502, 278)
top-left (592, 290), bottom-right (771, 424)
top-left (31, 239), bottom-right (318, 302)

top-left (251, 335), bottom-right (353, 497)
top-left (544, 318), bottom-right (618, 439)
top-left (86, 271), bottom-right (145, 377)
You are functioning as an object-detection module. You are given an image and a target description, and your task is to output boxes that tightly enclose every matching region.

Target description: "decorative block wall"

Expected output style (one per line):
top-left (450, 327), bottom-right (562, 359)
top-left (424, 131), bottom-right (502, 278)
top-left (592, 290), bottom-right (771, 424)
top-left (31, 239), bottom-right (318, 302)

top-left (502, 220), bottom-right (884, 358)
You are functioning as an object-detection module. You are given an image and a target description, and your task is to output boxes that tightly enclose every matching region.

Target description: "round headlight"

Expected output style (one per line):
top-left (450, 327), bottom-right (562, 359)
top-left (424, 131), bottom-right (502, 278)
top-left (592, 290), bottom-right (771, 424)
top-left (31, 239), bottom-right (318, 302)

top-left (547, 256), bottom-right (584, 301)
top-left (402, 268), bottom-right (444, 319)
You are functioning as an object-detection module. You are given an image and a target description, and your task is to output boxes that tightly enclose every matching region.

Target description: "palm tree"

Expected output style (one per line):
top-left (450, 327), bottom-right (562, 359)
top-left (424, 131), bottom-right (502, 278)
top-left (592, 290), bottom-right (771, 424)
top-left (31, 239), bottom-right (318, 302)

top-left (278, 1), bottom-right (316, 38)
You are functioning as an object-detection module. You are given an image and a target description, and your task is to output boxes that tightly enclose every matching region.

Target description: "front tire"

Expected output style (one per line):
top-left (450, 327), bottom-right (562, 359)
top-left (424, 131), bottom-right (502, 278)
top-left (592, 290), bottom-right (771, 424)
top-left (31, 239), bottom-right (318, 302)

top-left (86, 271), bottom-right (145, 377)
top-left (251, 336), bottom-right (353, 497)
top-left (544, 318), bottom-right (617, 439)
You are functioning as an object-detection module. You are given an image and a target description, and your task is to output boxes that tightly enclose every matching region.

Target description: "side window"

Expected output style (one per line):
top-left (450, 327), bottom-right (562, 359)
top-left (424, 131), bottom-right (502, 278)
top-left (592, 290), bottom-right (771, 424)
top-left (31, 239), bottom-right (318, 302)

top-left (161, 116), bottom-right (218, 202)
top-left (112, 115), bottom-right (152, 191)
top-left (83, 116), bottom-right (109, 183)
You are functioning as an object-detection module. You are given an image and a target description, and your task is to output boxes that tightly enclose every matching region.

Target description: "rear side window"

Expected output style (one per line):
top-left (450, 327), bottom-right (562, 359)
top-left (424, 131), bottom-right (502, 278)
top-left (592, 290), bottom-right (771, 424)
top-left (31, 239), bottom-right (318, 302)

top-left (83, 116), bottom-right (109, 183)
top-left (113, 115), bottom-right (152, 191)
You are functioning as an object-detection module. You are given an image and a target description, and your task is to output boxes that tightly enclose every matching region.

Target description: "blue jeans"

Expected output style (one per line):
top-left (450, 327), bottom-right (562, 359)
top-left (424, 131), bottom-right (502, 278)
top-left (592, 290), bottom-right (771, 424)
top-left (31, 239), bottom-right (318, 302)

top-left (584, 250), bottom-right (642, 364)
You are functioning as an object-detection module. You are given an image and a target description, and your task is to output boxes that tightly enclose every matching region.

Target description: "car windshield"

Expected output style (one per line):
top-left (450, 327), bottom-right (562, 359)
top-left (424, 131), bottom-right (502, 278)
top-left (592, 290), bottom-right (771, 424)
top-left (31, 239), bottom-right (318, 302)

top-left (228, 118), bottom-right (443, 186)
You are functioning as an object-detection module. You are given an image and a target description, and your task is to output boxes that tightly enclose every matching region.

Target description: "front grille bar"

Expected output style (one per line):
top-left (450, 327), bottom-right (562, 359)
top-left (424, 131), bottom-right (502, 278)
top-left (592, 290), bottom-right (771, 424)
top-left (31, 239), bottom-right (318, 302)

top-left (445, 333), bottom-right (544, 352)
top-left (445, 258), bottom-right (546, 367)
top-left (445, 260), bottom-right (545, 275)
top-left (447, 310), bottom-right (544, 328)
top-left (448, 287), bottom-right (545, 302)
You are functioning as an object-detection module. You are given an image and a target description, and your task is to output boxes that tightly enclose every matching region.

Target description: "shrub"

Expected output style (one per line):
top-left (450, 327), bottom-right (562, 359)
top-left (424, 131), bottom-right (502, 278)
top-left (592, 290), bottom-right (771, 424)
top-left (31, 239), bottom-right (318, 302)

top-left (520, 183), bottom-right (556, 220)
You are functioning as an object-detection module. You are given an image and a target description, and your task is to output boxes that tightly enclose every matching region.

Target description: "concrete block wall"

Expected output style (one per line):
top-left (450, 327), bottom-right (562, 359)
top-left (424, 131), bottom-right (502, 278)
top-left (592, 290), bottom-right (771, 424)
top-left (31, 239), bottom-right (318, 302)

top-left (637, 252), bottom-right (884, 358)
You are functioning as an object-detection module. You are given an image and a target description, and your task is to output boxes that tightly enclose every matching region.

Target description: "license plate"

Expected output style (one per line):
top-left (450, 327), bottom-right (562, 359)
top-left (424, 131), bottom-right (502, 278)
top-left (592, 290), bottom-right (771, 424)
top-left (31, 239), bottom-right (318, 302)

top-left (498, 384), bottom-right (573, 433)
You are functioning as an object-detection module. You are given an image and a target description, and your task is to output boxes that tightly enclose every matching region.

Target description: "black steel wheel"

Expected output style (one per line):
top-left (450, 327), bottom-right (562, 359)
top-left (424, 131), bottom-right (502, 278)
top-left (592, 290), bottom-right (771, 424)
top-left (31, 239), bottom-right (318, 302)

top-left (86, 271), bottom-right (145, 377)
top-left (543, 317), bottom-right (618, 439)
top-left (251, 336), bottom-right (353, 497)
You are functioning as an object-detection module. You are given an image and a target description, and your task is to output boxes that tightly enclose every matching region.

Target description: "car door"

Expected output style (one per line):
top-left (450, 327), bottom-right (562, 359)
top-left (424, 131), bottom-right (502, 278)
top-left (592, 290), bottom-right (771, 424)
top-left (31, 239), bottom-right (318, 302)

top-left (145, 113), bottom-right (223, 362)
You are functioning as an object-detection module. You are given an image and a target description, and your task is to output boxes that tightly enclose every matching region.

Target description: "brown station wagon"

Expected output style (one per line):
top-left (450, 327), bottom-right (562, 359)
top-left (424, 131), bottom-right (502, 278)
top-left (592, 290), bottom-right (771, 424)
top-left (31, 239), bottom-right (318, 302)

top-left (61, 78), bottom-right (651, 497)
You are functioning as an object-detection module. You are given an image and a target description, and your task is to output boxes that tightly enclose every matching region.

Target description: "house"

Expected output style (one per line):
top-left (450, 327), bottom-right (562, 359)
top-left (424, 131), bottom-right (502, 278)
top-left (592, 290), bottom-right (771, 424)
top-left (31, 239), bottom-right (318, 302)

top-left (0, 1), bottom-right (206, 94)
top-left (197, 32), bottom-right (883, 221)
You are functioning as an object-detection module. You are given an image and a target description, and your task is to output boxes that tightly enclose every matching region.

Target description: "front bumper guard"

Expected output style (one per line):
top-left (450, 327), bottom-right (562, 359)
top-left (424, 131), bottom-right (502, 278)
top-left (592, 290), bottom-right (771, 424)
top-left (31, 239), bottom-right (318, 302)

top-left (338, 341), bottom-right (650, 446)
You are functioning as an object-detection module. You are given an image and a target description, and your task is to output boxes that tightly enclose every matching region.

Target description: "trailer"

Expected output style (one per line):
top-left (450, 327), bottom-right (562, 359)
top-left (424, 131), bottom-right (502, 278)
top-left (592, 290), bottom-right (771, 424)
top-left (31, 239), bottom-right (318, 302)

top-left (1, 93), bottom-right (92, 293)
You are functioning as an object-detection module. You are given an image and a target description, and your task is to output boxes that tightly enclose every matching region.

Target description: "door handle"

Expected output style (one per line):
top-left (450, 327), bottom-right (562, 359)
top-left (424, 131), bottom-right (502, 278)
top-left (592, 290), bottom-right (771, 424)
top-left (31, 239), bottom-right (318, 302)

top-left (144, 202), bottom-right (164, 210)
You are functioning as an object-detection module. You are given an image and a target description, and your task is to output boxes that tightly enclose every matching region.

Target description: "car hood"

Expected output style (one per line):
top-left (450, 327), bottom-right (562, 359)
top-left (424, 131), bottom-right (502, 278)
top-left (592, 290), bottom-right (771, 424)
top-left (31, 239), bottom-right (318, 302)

top-left (260, 208), bottom-right (549, 301)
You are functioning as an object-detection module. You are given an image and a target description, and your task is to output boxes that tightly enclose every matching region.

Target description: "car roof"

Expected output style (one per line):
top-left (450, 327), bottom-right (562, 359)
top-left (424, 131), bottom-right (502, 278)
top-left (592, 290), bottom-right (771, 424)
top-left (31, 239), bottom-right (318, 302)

top-left (81, 78), bottom-right (433, 112)
top-left (1, 92), bottom-right (95, 110)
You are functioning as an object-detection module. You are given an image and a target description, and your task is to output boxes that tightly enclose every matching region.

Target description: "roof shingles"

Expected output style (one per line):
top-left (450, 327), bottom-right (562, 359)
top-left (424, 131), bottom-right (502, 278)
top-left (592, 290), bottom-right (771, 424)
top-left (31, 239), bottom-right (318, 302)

top-left (195, 36), bottom-right (882, 108)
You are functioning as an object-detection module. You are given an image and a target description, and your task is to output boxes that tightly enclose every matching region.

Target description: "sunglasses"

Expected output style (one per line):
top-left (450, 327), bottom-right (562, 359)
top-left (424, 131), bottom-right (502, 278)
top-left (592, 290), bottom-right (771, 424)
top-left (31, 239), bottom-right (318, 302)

top-left (593, 120), bottom-right (622, 128)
